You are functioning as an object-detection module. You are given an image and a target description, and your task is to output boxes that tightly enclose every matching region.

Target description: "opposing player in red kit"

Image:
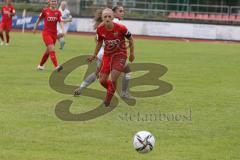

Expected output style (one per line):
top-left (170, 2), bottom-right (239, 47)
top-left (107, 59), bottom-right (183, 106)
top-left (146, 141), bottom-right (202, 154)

top-left (0, 0), bottom-right (15, 46)
top-left (33, 0), bottom-right (64, 72)
top-left (88, 8), bottom-right (135, 107)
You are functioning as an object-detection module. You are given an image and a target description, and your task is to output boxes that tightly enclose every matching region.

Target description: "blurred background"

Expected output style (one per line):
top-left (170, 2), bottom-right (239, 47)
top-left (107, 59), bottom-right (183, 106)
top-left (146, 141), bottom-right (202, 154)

top-left (1, 0), bottom-right (240, 24)
top-left (1, 0), bottom-right (240, 40)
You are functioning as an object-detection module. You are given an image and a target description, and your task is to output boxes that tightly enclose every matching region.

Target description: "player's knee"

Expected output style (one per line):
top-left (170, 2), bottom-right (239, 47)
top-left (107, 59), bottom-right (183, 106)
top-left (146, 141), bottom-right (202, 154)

top-left (99, 78), bottom-right (106, 85)
top-left (47, 45), bottom-right (55, 52)
top-left (123, 65), bottom-right (131, 73)
top-left (100, 79), bottom-right (108, 88)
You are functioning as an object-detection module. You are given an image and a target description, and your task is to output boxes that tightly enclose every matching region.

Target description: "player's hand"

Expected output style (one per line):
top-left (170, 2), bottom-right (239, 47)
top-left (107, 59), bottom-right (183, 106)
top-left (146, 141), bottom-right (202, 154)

top-left (129, 53), bottom-right (135, 63)
top-left (87, 55), bottom-right (97, 63)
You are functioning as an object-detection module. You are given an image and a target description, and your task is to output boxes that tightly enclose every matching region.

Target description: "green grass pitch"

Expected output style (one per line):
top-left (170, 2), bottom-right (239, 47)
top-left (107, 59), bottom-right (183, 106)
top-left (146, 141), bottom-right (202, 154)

top-left (0, 32), bottom-right (239, 160)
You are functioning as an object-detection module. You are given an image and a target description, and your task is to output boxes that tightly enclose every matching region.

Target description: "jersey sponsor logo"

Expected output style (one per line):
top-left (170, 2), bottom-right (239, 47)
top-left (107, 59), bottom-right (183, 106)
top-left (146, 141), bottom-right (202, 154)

top-left (47, 16), bottom-right (58, 22)
top-left (104, 39), bottom-right (128, 54)
top-left (105, 39), bottom-right (121, 46)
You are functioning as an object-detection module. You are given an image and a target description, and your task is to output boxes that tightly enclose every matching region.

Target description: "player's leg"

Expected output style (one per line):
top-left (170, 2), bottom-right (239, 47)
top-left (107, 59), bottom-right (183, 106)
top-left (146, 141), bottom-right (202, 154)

top-left (121, 64), bottom-right (135, 99)
top-left (103, 53), bottom-right (127, 106)
top-left (5, 31), bottom-right (10, 45)
top-left (98, 55), bottom-right (111, 89)
top-left (51, 34), bottom-right (63, 71)
top-left (60, 24), bottom-right (69, 50)
top-left (74, 58), bottom-right (102, 96)
top-left (40, 32), bottom-right (62, 71)
top-left (57, 24), bottom-right (67, 50)
top-left (103, 69), bottom-right (122, 106)
top-left (74, 72), bottom-right (98, 96)
top-left (5, 22), bottom-right (12, 45)
top-left (59, 37), bottom-right (65, 50)
top-left (57, 33), bottom-right (65, 50)
top-left (38, 49), bottom-right (49, 70)
top-left (0, 24), bottom-right (5, 45)
top-left (47, 44), bottom-right (62, 72)
top-left (38, 32), bottom-right (50, 70)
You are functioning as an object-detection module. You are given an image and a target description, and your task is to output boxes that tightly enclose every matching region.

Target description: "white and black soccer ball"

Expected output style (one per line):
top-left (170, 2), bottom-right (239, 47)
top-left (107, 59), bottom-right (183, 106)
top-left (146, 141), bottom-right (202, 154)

top-left (133, 131), bottom-right (155, 153)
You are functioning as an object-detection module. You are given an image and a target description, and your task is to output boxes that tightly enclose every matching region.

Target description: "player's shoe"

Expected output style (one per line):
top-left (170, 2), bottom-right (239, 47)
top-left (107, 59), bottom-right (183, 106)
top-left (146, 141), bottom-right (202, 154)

top-left (5, 43), bottom-right (9, 46)
top-left (101, 101), bottom-right (110, 107)
top-left (74, 87), bottom-right (82, 96)
top-left (0, 42), bottom-right (4, 46)
top-left (120, 92), bottom-right (135, 100)
top-left (56, 65), bottom-right (63, 72)
top-left (37, 65), bottom-right (45, 70)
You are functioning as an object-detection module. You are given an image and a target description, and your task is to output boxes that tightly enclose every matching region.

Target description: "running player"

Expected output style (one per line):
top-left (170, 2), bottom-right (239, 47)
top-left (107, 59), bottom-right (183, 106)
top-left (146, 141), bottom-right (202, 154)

top-left (57, 1), bottom-right (72, 50)
top-left (87, 8), bottom-right (135, 107)
top-left (33, 0), bottom-right (64, 72)
top-left (0, 0), bottom-right (15, 46)
top-left (74, 6), bottom-right (134, 100)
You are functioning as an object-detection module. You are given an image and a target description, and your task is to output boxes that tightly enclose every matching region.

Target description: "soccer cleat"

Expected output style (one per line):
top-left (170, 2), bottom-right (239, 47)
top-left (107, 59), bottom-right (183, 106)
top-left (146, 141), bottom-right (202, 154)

top-left (0, 42), bottom-right (4, 46)
top-left (56, 65), bottom-right (63, 72)
top-left (5, 43), bottom-right (9, 46)
top-left (37, 65), bottom-right (45, 70)
top-left (74, 88), bottom-right (82, 96)
top-left (100, 101), bottom-right (110, 107)
top-left (120, 92), bottom-right (136, 100)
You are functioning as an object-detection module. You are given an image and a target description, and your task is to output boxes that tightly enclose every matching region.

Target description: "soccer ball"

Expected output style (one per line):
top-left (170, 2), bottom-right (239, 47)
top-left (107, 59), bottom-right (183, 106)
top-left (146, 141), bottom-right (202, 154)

top-left (133, 131), bottom-right (155, 153)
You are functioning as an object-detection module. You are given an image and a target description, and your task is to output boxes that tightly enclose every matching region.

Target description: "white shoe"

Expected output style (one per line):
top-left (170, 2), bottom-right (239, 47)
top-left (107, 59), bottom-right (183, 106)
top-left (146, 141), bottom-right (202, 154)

top-left (5, 43), bottom-right (9, 46)
top-left (120, 92), bottom-right (135, 100)
top-left (0, 42), bottom-right (4, 46)
top-left (37, 65), bottom-right (45, 70)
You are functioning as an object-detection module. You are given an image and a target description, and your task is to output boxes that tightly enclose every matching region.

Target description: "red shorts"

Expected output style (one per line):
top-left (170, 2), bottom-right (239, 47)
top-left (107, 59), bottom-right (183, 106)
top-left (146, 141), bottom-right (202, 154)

top-left (0, 22), bottom-right (12, 31)
top-left (42, 31), bottom-right (57, 46)
top-left (99, 53), bottom-right (127, 75)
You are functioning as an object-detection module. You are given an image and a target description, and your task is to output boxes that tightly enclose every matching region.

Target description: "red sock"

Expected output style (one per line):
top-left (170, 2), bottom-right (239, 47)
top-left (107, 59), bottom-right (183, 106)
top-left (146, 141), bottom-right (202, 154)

top-left (40, 51), bottom-right (49, 66)
top-left (0, 32), bottom-right (4, 42)
top-left (6, 33), bottom-right (9, 43)
top-left (49, 51), bottom-right (58, 68)
top-left (105, 80), bottom-right (117, 104)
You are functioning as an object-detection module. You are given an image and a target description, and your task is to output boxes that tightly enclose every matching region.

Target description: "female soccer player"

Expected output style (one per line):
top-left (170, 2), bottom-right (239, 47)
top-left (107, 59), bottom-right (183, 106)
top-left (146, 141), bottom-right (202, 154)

top-left (87, 8), bottom-right (135, 107)
top-left (0, 0), bottom-right (15, 46)
top-left (57, 1), bottom-right (72, 50)
top-left (33, 0), bottom-right (64, 72)
top-left (75, 6), bottom-right (134, 100)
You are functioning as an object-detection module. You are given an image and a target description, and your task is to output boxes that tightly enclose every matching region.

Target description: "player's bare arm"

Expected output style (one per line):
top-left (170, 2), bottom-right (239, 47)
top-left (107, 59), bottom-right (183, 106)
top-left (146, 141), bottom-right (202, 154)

top-left (88, 41), bottom-right (103, 63)
top-left (33, 17), bottom-right (42, 33)
top-left (128, 36), bottom-right (135, 62)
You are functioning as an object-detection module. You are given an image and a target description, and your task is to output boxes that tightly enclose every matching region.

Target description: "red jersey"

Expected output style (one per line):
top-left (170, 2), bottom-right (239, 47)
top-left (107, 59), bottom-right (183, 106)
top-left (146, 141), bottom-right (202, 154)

top-left (39, 7), bottom-right (62, 34)
top-left (1, 5), bottom-right (15, 24)
top-left (97, 22), bottom-right (130, 55)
